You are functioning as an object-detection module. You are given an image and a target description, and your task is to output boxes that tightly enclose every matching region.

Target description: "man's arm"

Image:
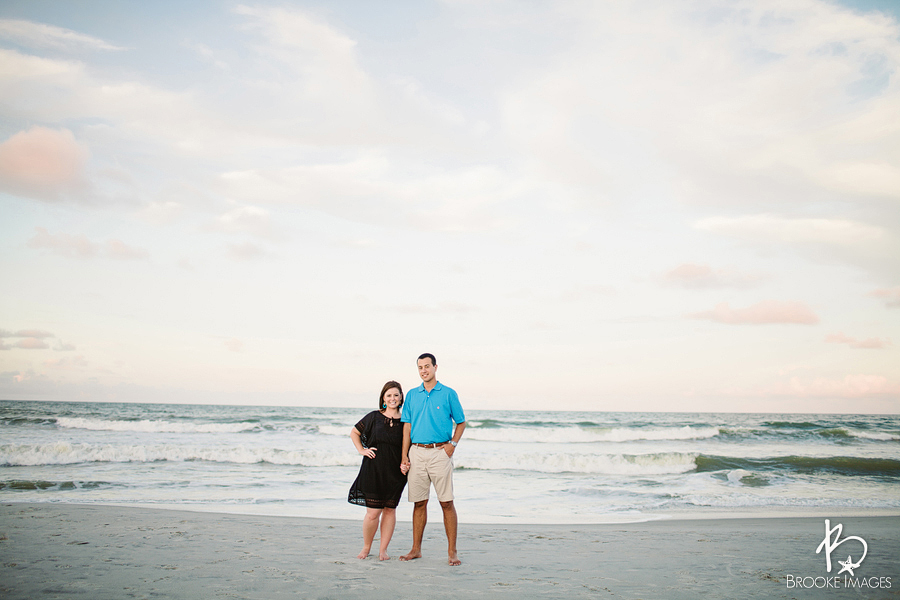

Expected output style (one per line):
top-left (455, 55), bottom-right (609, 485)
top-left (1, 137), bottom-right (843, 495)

top-left (401, 422), bottom-right (411, 474)
top-left (444, 420), bottom-right (466, 457)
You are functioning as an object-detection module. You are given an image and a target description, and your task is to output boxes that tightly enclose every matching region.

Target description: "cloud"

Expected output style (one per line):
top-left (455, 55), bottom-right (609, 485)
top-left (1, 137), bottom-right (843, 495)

top-left (504, 2), bottom-right (899, 193)
top-left (219, 160), bottom-right (523, 232)
top-left (825, 333), bottom-right (890, 349)
top-left (0, 127), bottom-right (90, 201)
top-left (106, 239), bottom-right (150, 260)
top-left (27, 228), bottom-right (148, 260)
top-left (186, 41), bottom-right (229, 71)
top-left (868, 287), bottom-right (900, 308)
top-left (663, 263), bottom-right (766, 289)
top-left (28, 227), bottom-right (97, 257)
top-left (11, 329), bottom-right (53, 338)
top-left (224, 339), bottom-right (243, 352)
top-left (694, 214), bottom-right (885, 246)
top-left (227, 242), bottom-right (267, 261)
top-left (689, 300), bottom-right (819, 325)
top-left (43, 355), bottom-right (88, 369)
top-left (0, 18), bottom-right (124, 51)
top-left (138, 201), bottom-right (184, 226)
top-left (206, 205), bottom-right (276, 239)
top-left (14, 338), bottom-right (50, 350)
top-left (0, 329), bottom-right (78, 352)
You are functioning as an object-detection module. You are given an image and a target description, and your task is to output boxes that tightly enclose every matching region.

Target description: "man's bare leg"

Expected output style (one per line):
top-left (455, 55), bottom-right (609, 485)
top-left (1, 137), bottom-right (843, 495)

top-left (439, 500), bottom-right (461, 566)
top-left (378, 508), bottom-right (396, 560)
top-left (357, 508), bottom-right (382, 559)
top-left (399, 500), bottom-right (427, 561)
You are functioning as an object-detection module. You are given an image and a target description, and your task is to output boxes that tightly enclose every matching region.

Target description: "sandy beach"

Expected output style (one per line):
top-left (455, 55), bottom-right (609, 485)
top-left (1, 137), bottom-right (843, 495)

top-left (1, 503), bottom-right (897, 599)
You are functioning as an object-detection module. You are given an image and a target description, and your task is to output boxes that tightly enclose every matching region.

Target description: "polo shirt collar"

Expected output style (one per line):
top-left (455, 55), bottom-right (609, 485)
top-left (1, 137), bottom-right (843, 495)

top-left (415, 381), bottom-right (443, 392)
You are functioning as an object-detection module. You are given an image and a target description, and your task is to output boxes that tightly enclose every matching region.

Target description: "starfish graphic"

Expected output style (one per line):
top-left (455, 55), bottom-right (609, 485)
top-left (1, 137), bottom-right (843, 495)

top-left (837, 555), bottom-right (860, 576)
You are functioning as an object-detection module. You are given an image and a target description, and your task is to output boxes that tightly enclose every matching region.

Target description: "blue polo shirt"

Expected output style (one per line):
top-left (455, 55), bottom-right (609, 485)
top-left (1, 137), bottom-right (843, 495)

top-left (401, 381), bottom-right (465, 444)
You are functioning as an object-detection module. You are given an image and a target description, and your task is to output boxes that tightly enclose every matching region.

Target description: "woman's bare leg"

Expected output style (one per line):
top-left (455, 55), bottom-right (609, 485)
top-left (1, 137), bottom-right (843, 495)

top-left (378, 508), bottom-right (397, 560)
top-left (358, 508), bottom-right (382, 559)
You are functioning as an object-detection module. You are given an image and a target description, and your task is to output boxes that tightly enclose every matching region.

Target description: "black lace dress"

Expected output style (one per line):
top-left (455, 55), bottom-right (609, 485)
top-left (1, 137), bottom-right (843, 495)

top-left (348, 410), bottom-right (407, 509)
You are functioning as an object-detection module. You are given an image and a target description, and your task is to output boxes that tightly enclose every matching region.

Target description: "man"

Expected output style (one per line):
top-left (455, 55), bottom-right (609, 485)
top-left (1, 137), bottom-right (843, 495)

top-left (399, 353), bottom-right (466, 566)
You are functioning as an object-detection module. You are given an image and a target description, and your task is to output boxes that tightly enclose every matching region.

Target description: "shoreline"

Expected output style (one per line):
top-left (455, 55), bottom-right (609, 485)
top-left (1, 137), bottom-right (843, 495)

top-left (4, 499), bottom-right (897, 525)
top-left (2, 502), bottom-right (897, 599)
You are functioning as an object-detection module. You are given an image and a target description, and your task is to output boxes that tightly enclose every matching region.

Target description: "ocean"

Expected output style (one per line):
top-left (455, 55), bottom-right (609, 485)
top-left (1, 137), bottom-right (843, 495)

top-left (1, 400), bottom-right (898, 524)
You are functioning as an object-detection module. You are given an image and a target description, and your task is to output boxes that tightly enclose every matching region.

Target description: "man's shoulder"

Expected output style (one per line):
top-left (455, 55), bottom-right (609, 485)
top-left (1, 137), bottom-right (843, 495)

top-left (435, 382), bottom-right (458, 396)
top-left (407, 383), bottom-right (426, 395)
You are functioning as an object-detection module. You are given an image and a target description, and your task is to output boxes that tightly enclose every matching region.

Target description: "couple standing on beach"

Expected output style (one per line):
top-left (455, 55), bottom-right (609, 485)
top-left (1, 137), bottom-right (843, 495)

top-left (348, 353), bottom-right (467, 566)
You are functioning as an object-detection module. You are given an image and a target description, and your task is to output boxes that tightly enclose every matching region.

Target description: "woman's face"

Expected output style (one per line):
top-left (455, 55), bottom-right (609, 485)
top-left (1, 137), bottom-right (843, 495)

top-left (383, 388), bottom-right (402, 409)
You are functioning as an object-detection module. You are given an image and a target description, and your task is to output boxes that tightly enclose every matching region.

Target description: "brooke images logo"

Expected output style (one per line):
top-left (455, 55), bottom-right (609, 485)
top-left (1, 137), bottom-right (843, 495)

top-left (816, 519), bottom-right (867, 575)
top-left (785, 519), bottom-right (891, 590)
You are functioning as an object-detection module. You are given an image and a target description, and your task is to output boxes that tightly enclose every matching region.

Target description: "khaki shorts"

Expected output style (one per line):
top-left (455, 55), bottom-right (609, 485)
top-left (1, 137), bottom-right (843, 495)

top-left (407, 444), bottom-right (454, 503)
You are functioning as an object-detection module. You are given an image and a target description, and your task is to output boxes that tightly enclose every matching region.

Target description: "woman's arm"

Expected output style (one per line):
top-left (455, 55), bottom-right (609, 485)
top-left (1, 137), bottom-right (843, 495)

top-left (350, 427), bottom-right (376, 459)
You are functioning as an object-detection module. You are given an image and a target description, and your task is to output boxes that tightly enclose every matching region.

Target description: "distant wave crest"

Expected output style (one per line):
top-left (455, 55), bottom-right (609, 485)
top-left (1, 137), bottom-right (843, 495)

top-left (464, 425), bottom-right (721, 443)
top-left (457, 452), bottom-right (699, 475)
top-left (0, 442), bottom-right (358, 467)
top-left (56, 417), bottom-right (261, 434)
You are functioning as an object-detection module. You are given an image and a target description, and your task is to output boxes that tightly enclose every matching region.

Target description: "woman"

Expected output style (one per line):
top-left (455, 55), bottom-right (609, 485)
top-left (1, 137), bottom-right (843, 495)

top-left (348, 381), bottom-right (409, 560)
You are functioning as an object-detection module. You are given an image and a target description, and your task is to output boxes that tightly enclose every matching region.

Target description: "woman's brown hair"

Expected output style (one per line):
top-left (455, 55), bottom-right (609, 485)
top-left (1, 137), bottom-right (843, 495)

top-left (379, 380), bottom-right (404, 411)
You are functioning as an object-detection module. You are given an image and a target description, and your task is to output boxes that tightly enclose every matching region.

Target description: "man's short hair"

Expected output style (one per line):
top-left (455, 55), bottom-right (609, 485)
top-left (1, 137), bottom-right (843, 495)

top-left (417, 352), bottom-right (437, 366)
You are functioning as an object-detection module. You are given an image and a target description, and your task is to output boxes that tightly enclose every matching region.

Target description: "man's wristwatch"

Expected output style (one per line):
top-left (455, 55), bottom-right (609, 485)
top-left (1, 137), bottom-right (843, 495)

top-left (449, 441), bottom-right (458, 447)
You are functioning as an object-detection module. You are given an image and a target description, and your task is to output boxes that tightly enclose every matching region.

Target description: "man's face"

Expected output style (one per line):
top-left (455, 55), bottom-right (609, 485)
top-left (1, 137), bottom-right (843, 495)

top-left (417, 358), bottom-right (436, 383)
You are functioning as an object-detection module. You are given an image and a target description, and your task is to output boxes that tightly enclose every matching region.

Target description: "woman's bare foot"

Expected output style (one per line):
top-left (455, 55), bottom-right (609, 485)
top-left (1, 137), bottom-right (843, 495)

top-left (448, 552), bottom-right (461, 566)
top-left (379, 551), bottom-right (390, 561)
top-left (398, 550), bottom-right (422, 561)
top-left (357, 548), bottom-right (370, 559)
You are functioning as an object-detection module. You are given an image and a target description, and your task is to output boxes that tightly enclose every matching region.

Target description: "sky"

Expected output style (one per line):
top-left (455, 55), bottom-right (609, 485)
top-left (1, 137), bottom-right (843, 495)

top-left (0, 0), bottom-right (898, 414)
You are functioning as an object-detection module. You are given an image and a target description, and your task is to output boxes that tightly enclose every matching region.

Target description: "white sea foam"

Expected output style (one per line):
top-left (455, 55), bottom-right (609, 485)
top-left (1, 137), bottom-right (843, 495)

top-left (56, 417), bottom-right (259, 434)
top-left (317, 425), bottom-right (356, 436)
top-left (726, 469), bottom-right (753, 485)
top-left (465, 425), bottom-right (720, 443)
top-left (456, 452), bottom-right (699, 475)
top-left (845, 429), bottom-right (900, 441)
top-left (0, 442), bottom-right (358, 467)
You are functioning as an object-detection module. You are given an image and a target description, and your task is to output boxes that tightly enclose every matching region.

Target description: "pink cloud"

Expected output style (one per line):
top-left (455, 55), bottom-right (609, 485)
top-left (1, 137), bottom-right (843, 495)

top-left (826, 333), bottom-right (890, 349)
top-left (0, 127), bottom-right (89, 201)
top-left (28, 228), bottom-right (148, 260)
top-left (868, 287), bottom-right (900, 308)
top-left (106, 239), bottom-right (149, 260)
top-left (12, 329), bottom-right (54, 338)
top-left (224, 338), bottom-right (244, 352)
top-left (15, 338), bottom-right (50, 350)
top-left (664, 263), bottom-right (765, 289)
top-left (28, 227), bottom-right (97, 258)
top-left (689, 300), bottom-right (819, 324)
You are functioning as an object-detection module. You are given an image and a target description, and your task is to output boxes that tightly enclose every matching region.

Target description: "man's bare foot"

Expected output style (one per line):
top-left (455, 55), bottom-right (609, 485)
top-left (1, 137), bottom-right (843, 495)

top-left (379, 552), bottom-right (390, 561)
top-left (399, 550), bottom-right (422, 561)
top-left (448, 552), bottom-right (461, 566)
top-left (357, 548), bottom-right (370, 559)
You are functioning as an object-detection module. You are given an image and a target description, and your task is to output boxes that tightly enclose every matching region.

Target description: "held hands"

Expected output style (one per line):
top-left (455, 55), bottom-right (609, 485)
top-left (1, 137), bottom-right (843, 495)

top-left (400, 459), bottom-right (410, 475)
top-left (360, 447), bottom-right (376, 459)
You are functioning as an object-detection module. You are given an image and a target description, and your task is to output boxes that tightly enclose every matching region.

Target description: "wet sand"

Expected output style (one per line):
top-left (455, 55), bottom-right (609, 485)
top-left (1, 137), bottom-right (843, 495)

top-left (1, 503), bottom-right (897, 599)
